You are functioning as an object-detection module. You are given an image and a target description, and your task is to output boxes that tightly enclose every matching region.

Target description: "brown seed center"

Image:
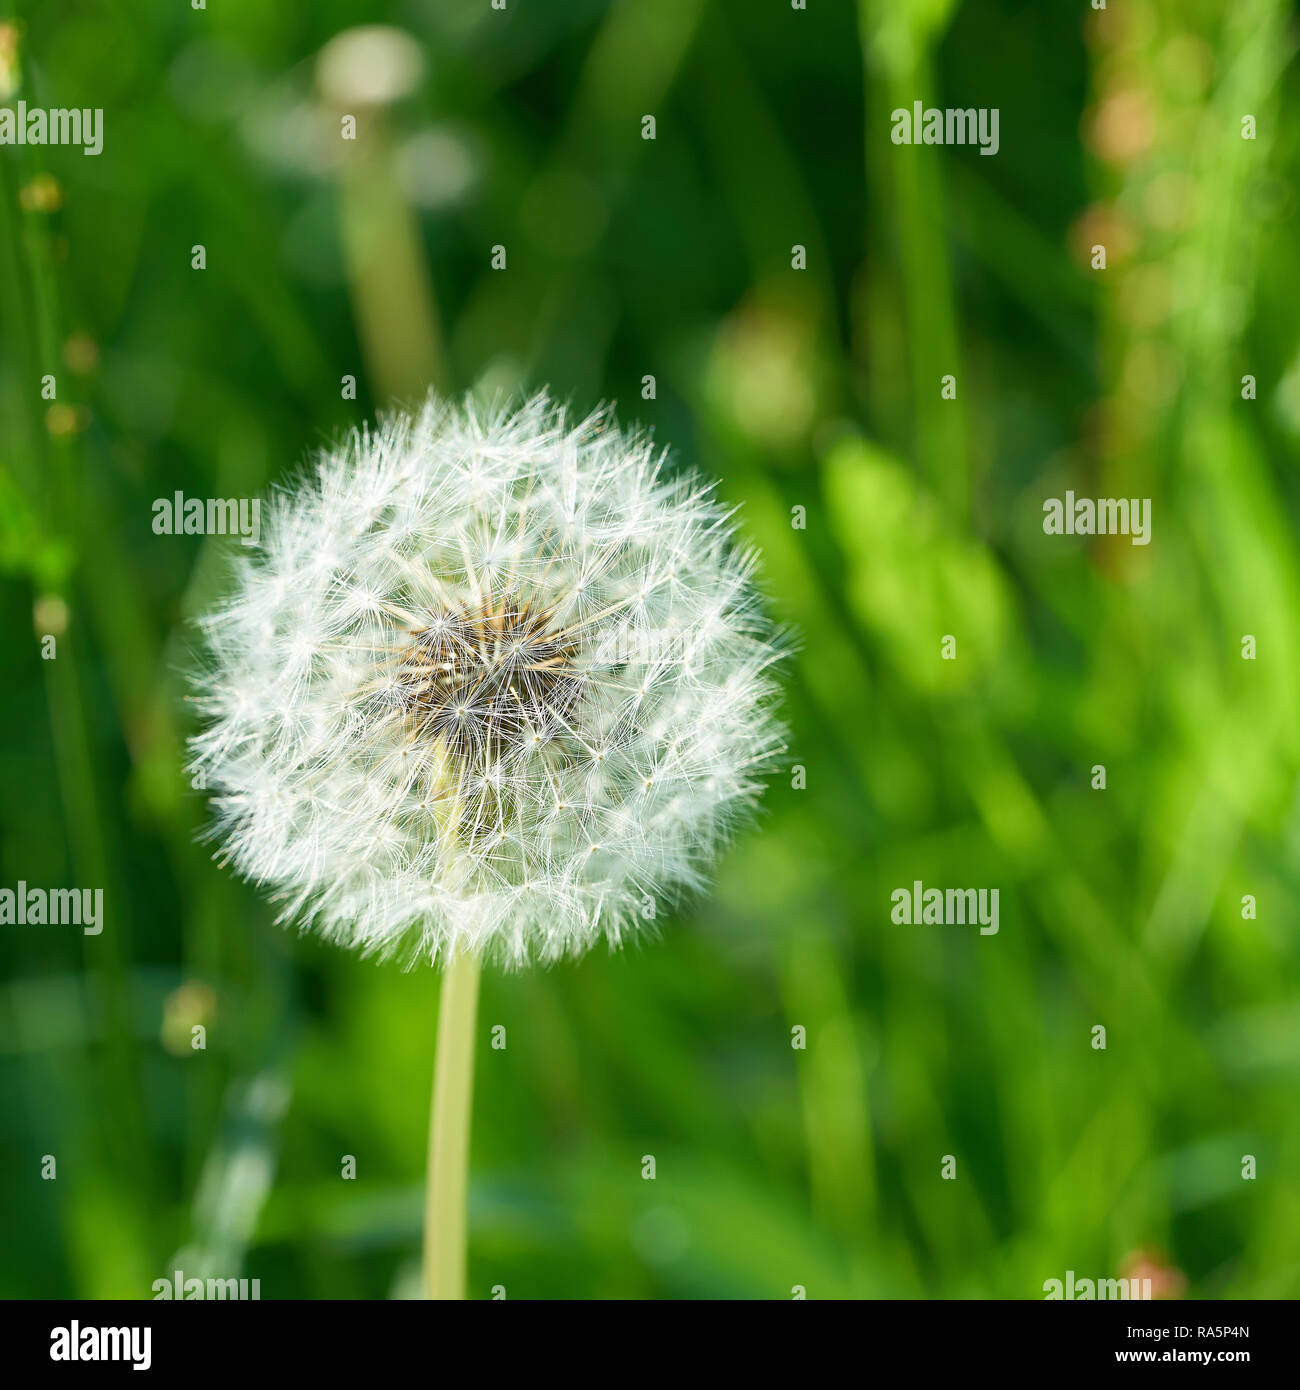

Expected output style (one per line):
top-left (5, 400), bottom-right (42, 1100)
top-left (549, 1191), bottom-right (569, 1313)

top-left (396, 600), bottom-right (582, 764)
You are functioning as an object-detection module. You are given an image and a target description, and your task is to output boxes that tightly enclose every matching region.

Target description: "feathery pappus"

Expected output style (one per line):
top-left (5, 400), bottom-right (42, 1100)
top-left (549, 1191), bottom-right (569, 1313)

top-left (188, 394), bottom-right (785, 967)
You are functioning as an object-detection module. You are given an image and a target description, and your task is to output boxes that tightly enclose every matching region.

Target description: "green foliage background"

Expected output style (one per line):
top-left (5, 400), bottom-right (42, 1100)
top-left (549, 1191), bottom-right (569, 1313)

top-left (2, 0), bottom-right (1298, 1299)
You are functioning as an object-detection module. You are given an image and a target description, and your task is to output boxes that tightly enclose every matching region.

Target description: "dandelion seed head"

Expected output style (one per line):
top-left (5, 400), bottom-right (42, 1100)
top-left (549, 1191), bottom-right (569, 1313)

top-left (189, 394), bottom-right (785, 967)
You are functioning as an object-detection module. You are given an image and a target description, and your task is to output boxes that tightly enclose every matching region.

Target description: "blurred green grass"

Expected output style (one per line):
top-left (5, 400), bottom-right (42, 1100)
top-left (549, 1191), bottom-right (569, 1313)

top-left (1, 0), bottom-right (1299, 1299)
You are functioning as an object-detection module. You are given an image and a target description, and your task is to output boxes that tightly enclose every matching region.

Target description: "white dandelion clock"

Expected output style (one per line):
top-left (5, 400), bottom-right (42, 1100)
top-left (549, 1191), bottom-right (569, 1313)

top-left (191, 393), bottom-right (784, 965)
top-left (188, 392), bottom-right (786, 1297)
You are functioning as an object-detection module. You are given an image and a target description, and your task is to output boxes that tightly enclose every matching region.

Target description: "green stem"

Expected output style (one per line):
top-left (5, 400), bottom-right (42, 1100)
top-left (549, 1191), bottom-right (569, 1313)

top-left (423, 948), bottom-right (481, 1299)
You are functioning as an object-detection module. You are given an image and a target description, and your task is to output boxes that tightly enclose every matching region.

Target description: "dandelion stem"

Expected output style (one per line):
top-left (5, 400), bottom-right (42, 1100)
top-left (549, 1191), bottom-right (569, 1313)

top-left (423, 946), bottom-right (481, 1299)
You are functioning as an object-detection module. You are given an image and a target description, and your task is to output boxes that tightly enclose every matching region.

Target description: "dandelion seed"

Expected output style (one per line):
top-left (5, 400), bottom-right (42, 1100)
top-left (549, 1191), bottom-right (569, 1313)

top-left (189, 393), bottom-right (785, 968)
